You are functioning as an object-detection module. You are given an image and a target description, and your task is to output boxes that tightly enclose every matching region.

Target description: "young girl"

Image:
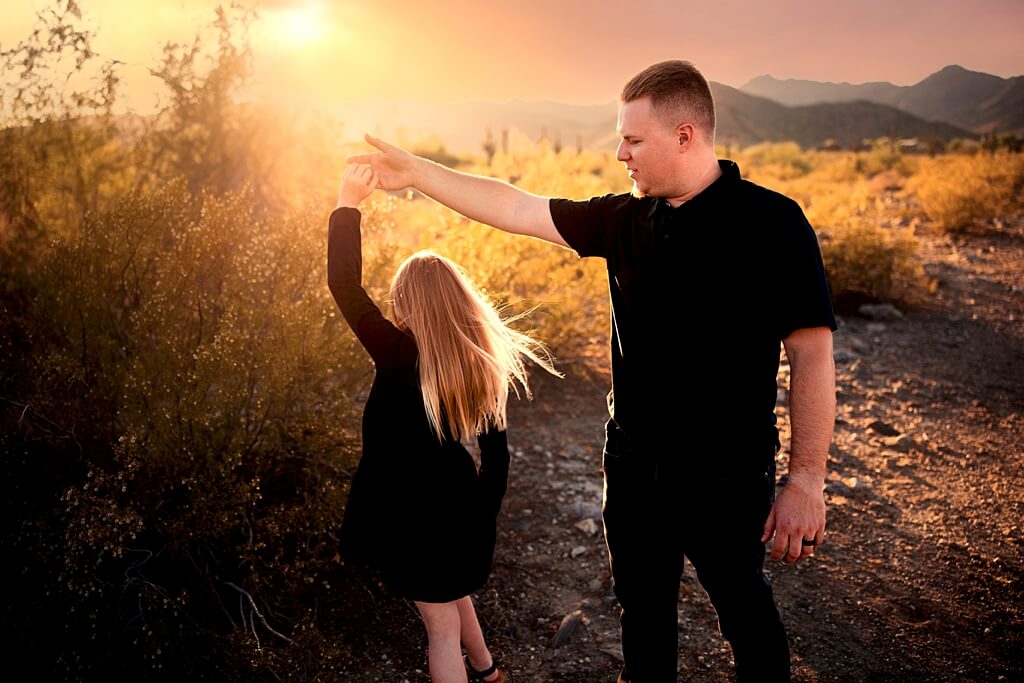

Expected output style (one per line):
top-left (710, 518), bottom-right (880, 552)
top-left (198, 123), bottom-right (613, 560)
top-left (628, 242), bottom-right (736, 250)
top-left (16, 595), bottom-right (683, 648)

top-left (329, 164), bottom-right (558, 683)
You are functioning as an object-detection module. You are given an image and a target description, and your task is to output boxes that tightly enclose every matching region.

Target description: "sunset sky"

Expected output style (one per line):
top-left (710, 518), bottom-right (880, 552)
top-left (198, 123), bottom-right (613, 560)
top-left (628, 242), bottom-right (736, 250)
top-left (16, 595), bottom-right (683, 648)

top-left (2, 0), bottom-right (1023, 114)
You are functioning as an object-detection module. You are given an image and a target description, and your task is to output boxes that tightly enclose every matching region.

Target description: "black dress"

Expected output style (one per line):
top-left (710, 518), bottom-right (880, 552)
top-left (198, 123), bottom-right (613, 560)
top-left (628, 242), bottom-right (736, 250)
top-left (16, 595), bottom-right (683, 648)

top-left (327, 207), bottom-right (510, 603)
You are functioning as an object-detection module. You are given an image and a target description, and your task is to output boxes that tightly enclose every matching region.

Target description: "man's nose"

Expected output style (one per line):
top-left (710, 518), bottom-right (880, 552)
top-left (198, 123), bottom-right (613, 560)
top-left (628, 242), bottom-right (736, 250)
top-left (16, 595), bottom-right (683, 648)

top-left (616, 140), bottom-right (629, 161)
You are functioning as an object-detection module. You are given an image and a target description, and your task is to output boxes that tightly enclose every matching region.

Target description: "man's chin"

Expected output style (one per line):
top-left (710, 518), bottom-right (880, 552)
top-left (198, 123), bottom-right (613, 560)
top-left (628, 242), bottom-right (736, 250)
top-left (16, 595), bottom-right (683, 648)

top-left (630, 182), bottom-right (647, 199)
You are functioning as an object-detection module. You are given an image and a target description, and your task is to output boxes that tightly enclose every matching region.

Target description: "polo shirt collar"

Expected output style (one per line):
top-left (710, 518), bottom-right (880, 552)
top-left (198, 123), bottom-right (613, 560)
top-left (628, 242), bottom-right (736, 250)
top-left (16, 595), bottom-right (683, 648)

top-left (646, 159), bottom-right (742, 218)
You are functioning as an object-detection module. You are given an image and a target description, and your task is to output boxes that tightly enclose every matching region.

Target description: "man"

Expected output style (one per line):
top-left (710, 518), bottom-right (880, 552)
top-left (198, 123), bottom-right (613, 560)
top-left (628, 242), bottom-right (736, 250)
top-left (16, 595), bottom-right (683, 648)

top-left (350, 60), bottom-right (836, 682)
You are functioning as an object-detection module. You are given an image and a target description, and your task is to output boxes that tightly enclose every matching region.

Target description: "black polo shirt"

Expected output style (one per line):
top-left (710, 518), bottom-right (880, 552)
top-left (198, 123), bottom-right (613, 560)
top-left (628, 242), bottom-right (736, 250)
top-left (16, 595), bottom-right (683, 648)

top-left (550, 160), bottom-right (837, 475)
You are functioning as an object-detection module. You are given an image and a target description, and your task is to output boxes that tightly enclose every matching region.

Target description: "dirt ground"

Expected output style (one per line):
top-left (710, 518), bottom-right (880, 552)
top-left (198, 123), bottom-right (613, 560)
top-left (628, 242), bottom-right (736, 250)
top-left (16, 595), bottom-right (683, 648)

top-left (332, 214), bottom-right (1023, 682)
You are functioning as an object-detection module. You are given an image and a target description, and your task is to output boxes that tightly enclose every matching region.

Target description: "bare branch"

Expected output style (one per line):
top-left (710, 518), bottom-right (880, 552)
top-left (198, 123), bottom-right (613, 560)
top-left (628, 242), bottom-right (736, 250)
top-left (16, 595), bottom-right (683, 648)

top-left (223, 581), bottom-right (292, 644)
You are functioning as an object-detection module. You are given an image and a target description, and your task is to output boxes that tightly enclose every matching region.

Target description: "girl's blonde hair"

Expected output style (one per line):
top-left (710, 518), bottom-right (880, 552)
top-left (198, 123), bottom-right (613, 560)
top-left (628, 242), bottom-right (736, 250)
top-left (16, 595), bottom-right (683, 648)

top-left (388, 250), bottom-right (560, 442)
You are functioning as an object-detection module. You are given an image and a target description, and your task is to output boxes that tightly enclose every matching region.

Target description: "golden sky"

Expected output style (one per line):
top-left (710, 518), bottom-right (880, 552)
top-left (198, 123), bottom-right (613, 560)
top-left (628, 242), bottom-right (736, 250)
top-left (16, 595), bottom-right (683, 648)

top-left (2, 0), bottom-right (1023, 113)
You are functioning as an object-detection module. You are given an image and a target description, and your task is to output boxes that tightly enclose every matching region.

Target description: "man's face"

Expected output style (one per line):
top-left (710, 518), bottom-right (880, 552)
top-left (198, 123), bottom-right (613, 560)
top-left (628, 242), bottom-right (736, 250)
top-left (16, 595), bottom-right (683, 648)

top-left (615, 96), bottom-right (680, 197)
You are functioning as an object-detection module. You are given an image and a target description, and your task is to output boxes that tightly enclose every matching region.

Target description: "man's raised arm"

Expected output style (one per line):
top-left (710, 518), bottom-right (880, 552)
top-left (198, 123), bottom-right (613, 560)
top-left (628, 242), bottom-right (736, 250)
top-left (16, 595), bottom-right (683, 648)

top-left (348, 134), bottom-right (568, 248)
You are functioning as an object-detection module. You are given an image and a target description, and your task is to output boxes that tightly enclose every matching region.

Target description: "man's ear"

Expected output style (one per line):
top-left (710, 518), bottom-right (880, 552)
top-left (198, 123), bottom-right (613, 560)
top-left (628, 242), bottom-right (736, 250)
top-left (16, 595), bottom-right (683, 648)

top-left (676, 123), bottom-right (694, 149)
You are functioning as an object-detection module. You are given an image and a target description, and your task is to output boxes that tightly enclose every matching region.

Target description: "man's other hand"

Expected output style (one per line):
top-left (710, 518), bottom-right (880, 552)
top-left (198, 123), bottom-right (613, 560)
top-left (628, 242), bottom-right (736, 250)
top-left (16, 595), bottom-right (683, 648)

top-left (761, 474), bottom-right (826, 563)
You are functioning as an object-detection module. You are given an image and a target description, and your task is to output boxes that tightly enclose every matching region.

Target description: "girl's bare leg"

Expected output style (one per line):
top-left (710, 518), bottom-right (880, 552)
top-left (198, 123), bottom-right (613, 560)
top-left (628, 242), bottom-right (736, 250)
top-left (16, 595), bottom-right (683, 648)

top-left (415, 600), bottom-right (467, 683)
top-left (456, 596), bottom-right (500, 682)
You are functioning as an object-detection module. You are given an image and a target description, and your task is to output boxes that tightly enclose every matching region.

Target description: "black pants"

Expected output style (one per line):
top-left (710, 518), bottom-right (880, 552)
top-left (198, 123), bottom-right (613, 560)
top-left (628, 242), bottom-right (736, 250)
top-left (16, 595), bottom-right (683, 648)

top-left (602, 427), bottom-right (790, 682)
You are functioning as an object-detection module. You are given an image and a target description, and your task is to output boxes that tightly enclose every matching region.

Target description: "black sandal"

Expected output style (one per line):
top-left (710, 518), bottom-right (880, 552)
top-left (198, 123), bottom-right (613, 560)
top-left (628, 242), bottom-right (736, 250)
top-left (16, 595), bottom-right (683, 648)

top-left (464, 654), bottom-right (507, 682)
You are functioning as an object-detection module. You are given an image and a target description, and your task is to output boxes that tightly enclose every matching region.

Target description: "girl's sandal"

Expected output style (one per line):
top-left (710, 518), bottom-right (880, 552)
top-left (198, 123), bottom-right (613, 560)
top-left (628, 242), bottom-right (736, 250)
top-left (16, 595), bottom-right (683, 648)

top-left (464, 654), bottom-right (508, 683)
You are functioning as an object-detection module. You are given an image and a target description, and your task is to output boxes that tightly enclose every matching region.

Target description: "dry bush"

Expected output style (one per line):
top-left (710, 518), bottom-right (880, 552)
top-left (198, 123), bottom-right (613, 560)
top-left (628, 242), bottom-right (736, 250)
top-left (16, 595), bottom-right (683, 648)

top-left (6, 180), bottom-right (390, 679)
top-left (818, 218), bottom-right (929, 307)
top-left (736, 141), bottom-right (813, 181)
top-left (907, 151), bottom-right (1024, 231)
top-left (854, 138), bottom-right (917, 178)
top-left (745, 150), bottom-right (929, 307)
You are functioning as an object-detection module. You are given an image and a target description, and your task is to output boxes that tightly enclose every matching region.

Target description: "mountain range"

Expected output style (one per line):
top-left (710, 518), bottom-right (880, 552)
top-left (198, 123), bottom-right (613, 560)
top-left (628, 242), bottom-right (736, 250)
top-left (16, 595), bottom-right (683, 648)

top-left (741, 65), bottom-right (1024, 136)
top-left (337, 65), bottom-right (1018, 154)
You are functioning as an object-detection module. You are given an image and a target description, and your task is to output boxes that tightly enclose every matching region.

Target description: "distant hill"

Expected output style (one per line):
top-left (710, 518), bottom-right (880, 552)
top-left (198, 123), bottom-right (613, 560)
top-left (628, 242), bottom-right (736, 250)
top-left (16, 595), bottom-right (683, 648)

top-left (711, 83), bottom-right (972, 148)
top-left (742, 65), bottom-right (1024, 134)
top-left (336, 86), bottom-right (972, 155)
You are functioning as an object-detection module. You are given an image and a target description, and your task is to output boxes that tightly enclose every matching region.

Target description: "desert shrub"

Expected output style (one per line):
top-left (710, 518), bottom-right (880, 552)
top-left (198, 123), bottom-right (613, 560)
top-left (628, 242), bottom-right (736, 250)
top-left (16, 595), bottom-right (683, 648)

top-left (744, 156), bottom-right (929, 307)
top-left (817, 217), bottom-right (928, 307)
top-left (737, 141), bottom-right (813, 180)
top-left (2, 179), bottom-right (407, 680)
top-left (907, 151), bottom-right (1024, 231)
top-left (855, 138), bottom-right (917, 178)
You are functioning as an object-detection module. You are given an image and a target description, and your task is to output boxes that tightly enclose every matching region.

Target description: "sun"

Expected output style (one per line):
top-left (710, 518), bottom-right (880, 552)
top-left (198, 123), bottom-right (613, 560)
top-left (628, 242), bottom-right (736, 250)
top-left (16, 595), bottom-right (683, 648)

top-left (273, 3), bottom-right (325, 45)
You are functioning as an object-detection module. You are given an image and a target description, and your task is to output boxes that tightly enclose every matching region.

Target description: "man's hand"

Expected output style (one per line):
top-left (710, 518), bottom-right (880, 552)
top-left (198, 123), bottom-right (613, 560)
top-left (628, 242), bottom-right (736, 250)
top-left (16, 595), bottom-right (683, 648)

top-left (761, 475), bottom-right (826, 563)
top-left (347, 134), bottom-right (417, 191)
top-left (336, 163), bottom-right (377, 209)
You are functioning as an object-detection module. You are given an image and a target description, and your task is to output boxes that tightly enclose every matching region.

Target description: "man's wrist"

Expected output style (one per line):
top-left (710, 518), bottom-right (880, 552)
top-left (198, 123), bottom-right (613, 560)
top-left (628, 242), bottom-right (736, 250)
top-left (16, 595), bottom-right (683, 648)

top-left (785, 469), bottom-right (826, 492)
top-left (409, 153), bottom-right (432, 190)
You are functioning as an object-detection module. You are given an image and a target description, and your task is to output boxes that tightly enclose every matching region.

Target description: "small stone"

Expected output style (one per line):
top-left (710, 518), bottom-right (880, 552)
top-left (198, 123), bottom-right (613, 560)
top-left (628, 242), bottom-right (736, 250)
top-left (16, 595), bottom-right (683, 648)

top-left (858, 303), bottom-right (904, 321)
top-left (551, 610), bottom-right (584, 648)
top-left (825, 476), bottom-right (858, 496)
top-left (571, 545), bottom-right (588, 558)
top-left (868, 420), bottom-right (900, 437)
top-left (574, 518), bottom-right (600, 536)
top-left (600, 645), bottom-right (624, 662)
top-left (866, 322), bottom-right (888, 334)
top-left (883, 434), bottom-right (918, 452)
top-left (834, 349), bottom-right (859, 364)
top-left (849, 335), bottom-right (870, 353)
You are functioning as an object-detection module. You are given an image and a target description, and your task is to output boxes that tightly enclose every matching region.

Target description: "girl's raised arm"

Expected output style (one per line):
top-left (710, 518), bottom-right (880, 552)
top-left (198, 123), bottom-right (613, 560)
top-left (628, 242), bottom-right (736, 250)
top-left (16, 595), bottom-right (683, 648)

top-left (327, 166), bottom-right (411, 367)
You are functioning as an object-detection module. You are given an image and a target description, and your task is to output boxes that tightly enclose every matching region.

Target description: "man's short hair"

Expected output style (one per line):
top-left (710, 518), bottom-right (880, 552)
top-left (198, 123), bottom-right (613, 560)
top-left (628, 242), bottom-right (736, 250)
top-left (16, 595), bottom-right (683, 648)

top-left (620, 60), bottom-right (716, 141)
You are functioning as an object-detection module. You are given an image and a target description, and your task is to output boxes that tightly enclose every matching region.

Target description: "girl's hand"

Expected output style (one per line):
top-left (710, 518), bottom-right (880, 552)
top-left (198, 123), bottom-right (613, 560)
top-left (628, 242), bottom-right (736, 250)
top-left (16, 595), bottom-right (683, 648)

top-left (336, 164), bottom-right (378, 209)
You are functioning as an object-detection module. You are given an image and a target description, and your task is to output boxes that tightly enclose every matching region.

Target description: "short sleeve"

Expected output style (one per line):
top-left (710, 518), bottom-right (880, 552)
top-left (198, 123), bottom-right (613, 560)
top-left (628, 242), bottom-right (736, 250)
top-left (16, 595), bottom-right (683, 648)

top-left (773, 201), bottom-right (838, 340)
top-left (549, 193), bottom-right (633, 259)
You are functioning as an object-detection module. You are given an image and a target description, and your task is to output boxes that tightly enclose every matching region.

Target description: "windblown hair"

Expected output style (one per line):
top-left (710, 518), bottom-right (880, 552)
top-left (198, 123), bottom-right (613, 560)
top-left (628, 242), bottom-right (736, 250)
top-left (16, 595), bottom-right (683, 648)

top-left (388, 250), bottom-right (560, 442)
top-left (621, 60), bottom-right (716, 142)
